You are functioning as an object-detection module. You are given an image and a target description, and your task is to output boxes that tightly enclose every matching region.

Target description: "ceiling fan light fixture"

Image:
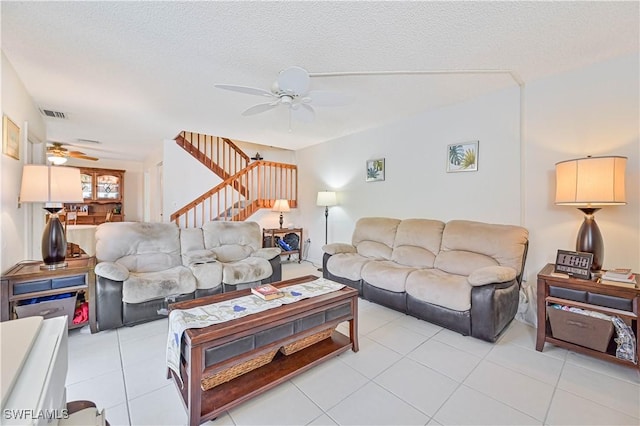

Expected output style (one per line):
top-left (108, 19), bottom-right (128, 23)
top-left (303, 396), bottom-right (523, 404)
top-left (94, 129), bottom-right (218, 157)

top-left (47, 155), bottom-right (67, 165)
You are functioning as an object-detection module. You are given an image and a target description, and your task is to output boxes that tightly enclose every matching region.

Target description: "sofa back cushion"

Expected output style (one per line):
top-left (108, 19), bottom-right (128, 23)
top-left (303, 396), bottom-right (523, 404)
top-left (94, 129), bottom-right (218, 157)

top-left (95, 222), bottom-right (182, 272)
top-left (352, 217), bottom-right (400, 260)
top-left (391, 219), bottom-right (445, 268)
top-left (180, 228), bottom-right (205, 253)
top-left (202, 221), bottom-right (261, 252)
top-left (434, 220), bottom-right (529, 276)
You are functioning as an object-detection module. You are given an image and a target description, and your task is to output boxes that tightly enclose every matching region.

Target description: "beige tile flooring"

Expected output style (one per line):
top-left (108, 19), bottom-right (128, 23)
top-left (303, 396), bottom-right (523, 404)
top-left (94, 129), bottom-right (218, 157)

top-left (67, 262), bottom-right (640, 425)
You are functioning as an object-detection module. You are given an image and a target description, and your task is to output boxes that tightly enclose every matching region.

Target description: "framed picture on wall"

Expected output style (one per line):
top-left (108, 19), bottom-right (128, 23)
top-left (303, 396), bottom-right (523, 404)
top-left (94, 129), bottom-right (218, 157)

top-left (447, 141), bottom-right (478, 172)
top-left (2, 115), bottom-right (20, 160)
top-left (366, 158), bottom-right (385, 182)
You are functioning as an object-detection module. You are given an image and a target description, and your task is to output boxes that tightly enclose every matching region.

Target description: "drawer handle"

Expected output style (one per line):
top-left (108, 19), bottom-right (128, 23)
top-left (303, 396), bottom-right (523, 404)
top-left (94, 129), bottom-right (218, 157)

top-left (38, 307), bottom-right (63, 316)
top-left (566, 320), bottom-right (588, 328)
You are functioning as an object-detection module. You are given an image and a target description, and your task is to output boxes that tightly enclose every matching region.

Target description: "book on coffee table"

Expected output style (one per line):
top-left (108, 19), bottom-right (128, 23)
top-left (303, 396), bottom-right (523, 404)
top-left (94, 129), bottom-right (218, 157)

top-left (251, 284), bottom-right (283, 300)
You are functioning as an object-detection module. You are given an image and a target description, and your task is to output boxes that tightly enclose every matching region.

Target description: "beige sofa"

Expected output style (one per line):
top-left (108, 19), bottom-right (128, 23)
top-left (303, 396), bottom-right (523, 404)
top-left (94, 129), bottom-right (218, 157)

top-left (93, 221), bottom-right (281, 331)
top-left (322, 217), bottom-right (528, 342)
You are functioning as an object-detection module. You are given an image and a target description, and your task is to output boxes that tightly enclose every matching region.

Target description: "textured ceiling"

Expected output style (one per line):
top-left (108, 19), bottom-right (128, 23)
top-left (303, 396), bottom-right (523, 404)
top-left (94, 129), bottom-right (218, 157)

top-left (1, 1), bottom-right (638, 161)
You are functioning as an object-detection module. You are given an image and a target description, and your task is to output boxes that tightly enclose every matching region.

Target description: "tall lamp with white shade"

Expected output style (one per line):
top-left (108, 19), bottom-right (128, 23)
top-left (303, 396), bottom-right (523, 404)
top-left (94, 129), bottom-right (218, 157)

top-left (316, 191), bottom-right (337, 245)
top-left (555, 155), bottom-right (627, 271)
top-left (20, 165), bottom-right (84, 269)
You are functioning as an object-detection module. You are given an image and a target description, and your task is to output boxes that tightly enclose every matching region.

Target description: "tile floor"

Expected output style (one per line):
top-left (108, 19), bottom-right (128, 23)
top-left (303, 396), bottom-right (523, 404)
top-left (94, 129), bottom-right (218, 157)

top-left (67, 262), bottom-right (640, 425)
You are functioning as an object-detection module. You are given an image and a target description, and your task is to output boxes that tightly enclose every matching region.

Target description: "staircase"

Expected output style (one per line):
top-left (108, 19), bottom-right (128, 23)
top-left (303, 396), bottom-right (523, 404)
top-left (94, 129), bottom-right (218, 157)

top-left (170, 131), bottom-right (298, 228)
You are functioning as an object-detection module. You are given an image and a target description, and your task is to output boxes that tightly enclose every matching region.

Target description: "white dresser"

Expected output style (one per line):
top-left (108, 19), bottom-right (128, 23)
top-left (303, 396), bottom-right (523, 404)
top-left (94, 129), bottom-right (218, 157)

top-left (1, 316), bottom-right (68, 425)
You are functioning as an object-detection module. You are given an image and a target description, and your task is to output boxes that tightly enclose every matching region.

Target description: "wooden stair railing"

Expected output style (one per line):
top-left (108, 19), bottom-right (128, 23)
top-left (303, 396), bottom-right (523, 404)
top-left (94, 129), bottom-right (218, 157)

top-left (170, 160), bottom-right (298, 228)
top-left (175, 131), bottom-right (250, 181)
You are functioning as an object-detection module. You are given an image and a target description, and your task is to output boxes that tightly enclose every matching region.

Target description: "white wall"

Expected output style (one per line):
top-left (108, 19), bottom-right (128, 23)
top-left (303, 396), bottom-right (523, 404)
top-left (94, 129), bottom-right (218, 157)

top-left (295, 86), bottom-right (522, 266)
top-left (1, 53), bottom-right (47, 271)
top-left (291, 53), bottom-right (639, 283)
top-left (524, 53), bottom-right (639, 278)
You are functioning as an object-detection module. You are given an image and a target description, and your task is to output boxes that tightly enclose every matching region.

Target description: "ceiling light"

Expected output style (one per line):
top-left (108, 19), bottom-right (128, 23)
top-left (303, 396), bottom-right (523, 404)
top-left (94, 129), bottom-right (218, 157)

top-left (47, 155), bottom-right (67, 165)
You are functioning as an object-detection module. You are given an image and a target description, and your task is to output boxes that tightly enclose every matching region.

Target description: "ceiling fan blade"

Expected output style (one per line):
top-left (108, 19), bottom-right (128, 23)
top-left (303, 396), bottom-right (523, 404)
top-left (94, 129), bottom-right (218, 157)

top-left (73, 155), bottom-right (99, 161)
top-left (68, 150), bottom-right (87, 156)
top-left (242, 102), bottom-right (279, 116)
top-left (214, 84), bottom-right (274, 98)
top-left (307, 90), bottom-right (353, 107)
top-left (278, 66), bottom-right (310, 95)
top-left (291, 103), bottom-right (315, 123)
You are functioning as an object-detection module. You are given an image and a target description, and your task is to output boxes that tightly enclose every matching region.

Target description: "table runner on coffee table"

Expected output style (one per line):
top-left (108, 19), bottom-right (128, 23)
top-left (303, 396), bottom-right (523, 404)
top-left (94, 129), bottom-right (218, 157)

top-left (167, 277), bottom-right (345, 386)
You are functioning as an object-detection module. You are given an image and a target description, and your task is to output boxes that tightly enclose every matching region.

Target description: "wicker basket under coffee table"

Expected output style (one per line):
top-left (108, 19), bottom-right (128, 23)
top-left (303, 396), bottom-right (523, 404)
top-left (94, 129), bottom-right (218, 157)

top-left (168, 275), bottom-right (359, 426)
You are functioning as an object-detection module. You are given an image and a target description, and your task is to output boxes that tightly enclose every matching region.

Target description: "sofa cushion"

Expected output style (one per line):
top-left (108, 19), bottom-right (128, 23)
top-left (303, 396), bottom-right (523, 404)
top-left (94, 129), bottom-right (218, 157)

top-left (326, 253), bottom-right (372, 282)
top-left (391, 219), bottom-right (445, 268)
top-left (96, 222), bottom-right (182, 269)
top-left (435, 220), bottom-right (529, 275)
top-left (122, 266), bottom-right (196, 304)
top-left (222, 257), bottom-right (272, 285)
top-left (406, 269), bottom-right (472, 311)
top-left (353, 217), bottom-right (400, 260)
top-left (116, 253), bottom-right (182, 274)
top-left (362, 260), bottom-right (415, 293)
top-left (182, 249), bottom-right (217, 266)
top-left (180, 228), bottom-right (205, 253)
top-left (434, 251), bottom-right (498, 276)
top-left (203, 221), bottom-right (262, 251)
top-left (468, 265), bottom-right (517, 286)
top-left (211, 244), bottom-right (254, 263)
top-left (189, 262), bottom-right (223, 290)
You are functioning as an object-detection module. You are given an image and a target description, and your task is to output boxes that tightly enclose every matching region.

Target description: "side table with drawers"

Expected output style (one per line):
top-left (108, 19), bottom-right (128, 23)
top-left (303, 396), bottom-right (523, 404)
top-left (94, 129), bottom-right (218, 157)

top-left (1, 256), bottom-right (97, 333)
top-left (536, 263), bottom-right (639, 371)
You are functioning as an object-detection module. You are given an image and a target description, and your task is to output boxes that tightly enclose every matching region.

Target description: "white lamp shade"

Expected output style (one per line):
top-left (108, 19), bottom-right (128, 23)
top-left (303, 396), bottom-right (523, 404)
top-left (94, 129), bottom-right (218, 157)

top-left (272, 199), bottom-right (290, 212)
top-left (20, 165), bottom-right (84, 203)
top-left (316, 191), bottom-right (337, 207)
top-left (555, 156), bottom-right (626, 206)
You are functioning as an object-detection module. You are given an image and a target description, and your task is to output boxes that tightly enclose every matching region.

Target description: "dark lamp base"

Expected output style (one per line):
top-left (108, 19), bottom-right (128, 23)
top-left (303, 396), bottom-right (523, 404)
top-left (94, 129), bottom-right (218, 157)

top-left (576, 208), bottom-right (603, 272)
top-left (41, 211), bottom-right (68, 267)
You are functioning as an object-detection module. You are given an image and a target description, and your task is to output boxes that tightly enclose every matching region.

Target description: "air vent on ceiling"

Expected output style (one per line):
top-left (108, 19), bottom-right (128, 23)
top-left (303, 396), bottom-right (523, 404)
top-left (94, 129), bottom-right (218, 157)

top-left (76, 138), bottom-right (101, 144)
top-left (39, 108), bottom-right (67, 119)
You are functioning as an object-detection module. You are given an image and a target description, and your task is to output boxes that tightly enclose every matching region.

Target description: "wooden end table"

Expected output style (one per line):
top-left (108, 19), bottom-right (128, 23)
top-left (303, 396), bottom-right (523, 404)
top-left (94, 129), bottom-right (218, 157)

top-left (537, 263), bottom-right (639, 371)
top-left (168, 275), bottom-right (359, 425)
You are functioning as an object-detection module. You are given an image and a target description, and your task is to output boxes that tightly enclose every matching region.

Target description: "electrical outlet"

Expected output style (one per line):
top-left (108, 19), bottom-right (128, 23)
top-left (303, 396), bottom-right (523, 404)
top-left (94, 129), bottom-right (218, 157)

top-left (305, 238), bottom-right (311, 244)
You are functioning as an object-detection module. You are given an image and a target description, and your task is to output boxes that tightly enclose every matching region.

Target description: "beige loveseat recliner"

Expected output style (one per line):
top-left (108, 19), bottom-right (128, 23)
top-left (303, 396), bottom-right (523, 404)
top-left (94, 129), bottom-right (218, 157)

top-left (323, 217), bottom-right (529, 342)
top-left (93, 221), bottom-right (281, 331)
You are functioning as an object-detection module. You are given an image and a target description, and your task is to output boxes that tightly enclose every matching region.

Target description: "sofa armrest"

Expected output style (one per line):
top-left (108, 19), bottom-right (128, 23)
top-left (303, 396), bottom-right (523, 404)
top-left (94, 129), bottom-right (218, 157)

top-left (252, 247), bottom-right (282, 260)
top-left (95, 262), bottom-right (130, 281)
top-left (323, 243), bottom-right (356, 255)
top-left (468, 266), bottom-right (517, 287)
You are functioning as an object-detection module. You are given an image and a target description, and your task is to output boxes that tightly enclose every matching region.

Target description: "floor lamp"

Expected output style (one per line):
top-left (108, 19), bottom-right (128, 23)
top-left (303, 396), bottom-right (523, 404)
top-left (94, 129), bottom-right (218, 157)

top-left (316, 191), bottom-right (337, 271)
top-left (555, 156), bottom-right (627, 272)
top-left (20, 165), bottom-right (84, 269)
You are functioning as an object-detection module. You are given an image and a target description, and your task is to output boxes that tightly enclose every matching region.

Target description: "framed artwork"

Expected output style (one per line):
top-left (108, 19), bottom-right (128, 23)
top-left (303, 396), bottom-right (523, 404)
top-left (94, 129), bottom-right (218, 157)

top-left (447, 141), bottom-right (478, 172)
top-left (2, 115), bottom-right (20, 160)
top-left (366, 158), bottom-right (385, 182)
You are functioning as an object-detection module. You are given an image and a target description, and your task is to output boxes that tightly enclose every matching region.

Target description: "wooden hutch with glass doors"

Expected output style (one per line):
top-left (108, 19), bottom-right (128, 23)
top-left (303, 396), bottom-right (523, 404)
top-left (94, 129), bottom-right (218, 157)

top-left (64, 167), bottom-right (125, 225)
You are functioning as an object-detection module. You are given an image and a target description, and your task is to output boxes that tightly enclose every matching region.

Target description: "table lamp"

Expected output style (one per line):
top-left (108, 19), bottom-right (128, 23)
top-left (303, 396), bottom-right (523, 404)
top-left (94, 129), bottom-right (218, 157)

top-left (316, 191), bottom-right (337, 245)
top-left (19, 165), bottom-right (84, 269)
top-left (272, 199), bottom-right (290, 229)
top-left (555, 155), bottom-right (627, 271)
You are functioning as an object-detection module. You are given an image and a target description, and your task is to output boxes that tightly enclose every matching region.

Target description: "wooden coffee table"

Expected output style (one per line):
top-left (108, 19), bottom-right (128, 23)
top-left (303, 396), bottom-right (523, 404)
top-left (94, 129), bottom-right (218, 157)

top-left (167, 275), bottom-right (359, 425)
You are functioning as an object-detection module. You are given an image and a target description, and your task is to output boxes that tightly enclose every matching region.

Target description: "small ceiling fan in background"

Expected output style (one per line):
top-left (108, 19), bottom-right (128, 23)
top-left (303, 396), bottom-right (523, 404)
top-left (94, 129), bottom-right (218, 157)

top-left (215, 66), bottom-right (352, 124)
top-left (46, 142), bottom-right (98, 165)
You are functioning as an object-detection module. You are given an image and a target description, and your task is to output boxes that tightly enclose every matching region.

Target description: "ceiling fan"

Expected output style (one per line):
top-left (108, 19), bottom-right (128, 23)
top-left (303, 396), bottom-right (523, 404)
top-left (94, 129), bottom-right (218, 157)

top-left (47, 142), bottom-right (98, 165)
top-left (215, 66), bottom-right (352, 123)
